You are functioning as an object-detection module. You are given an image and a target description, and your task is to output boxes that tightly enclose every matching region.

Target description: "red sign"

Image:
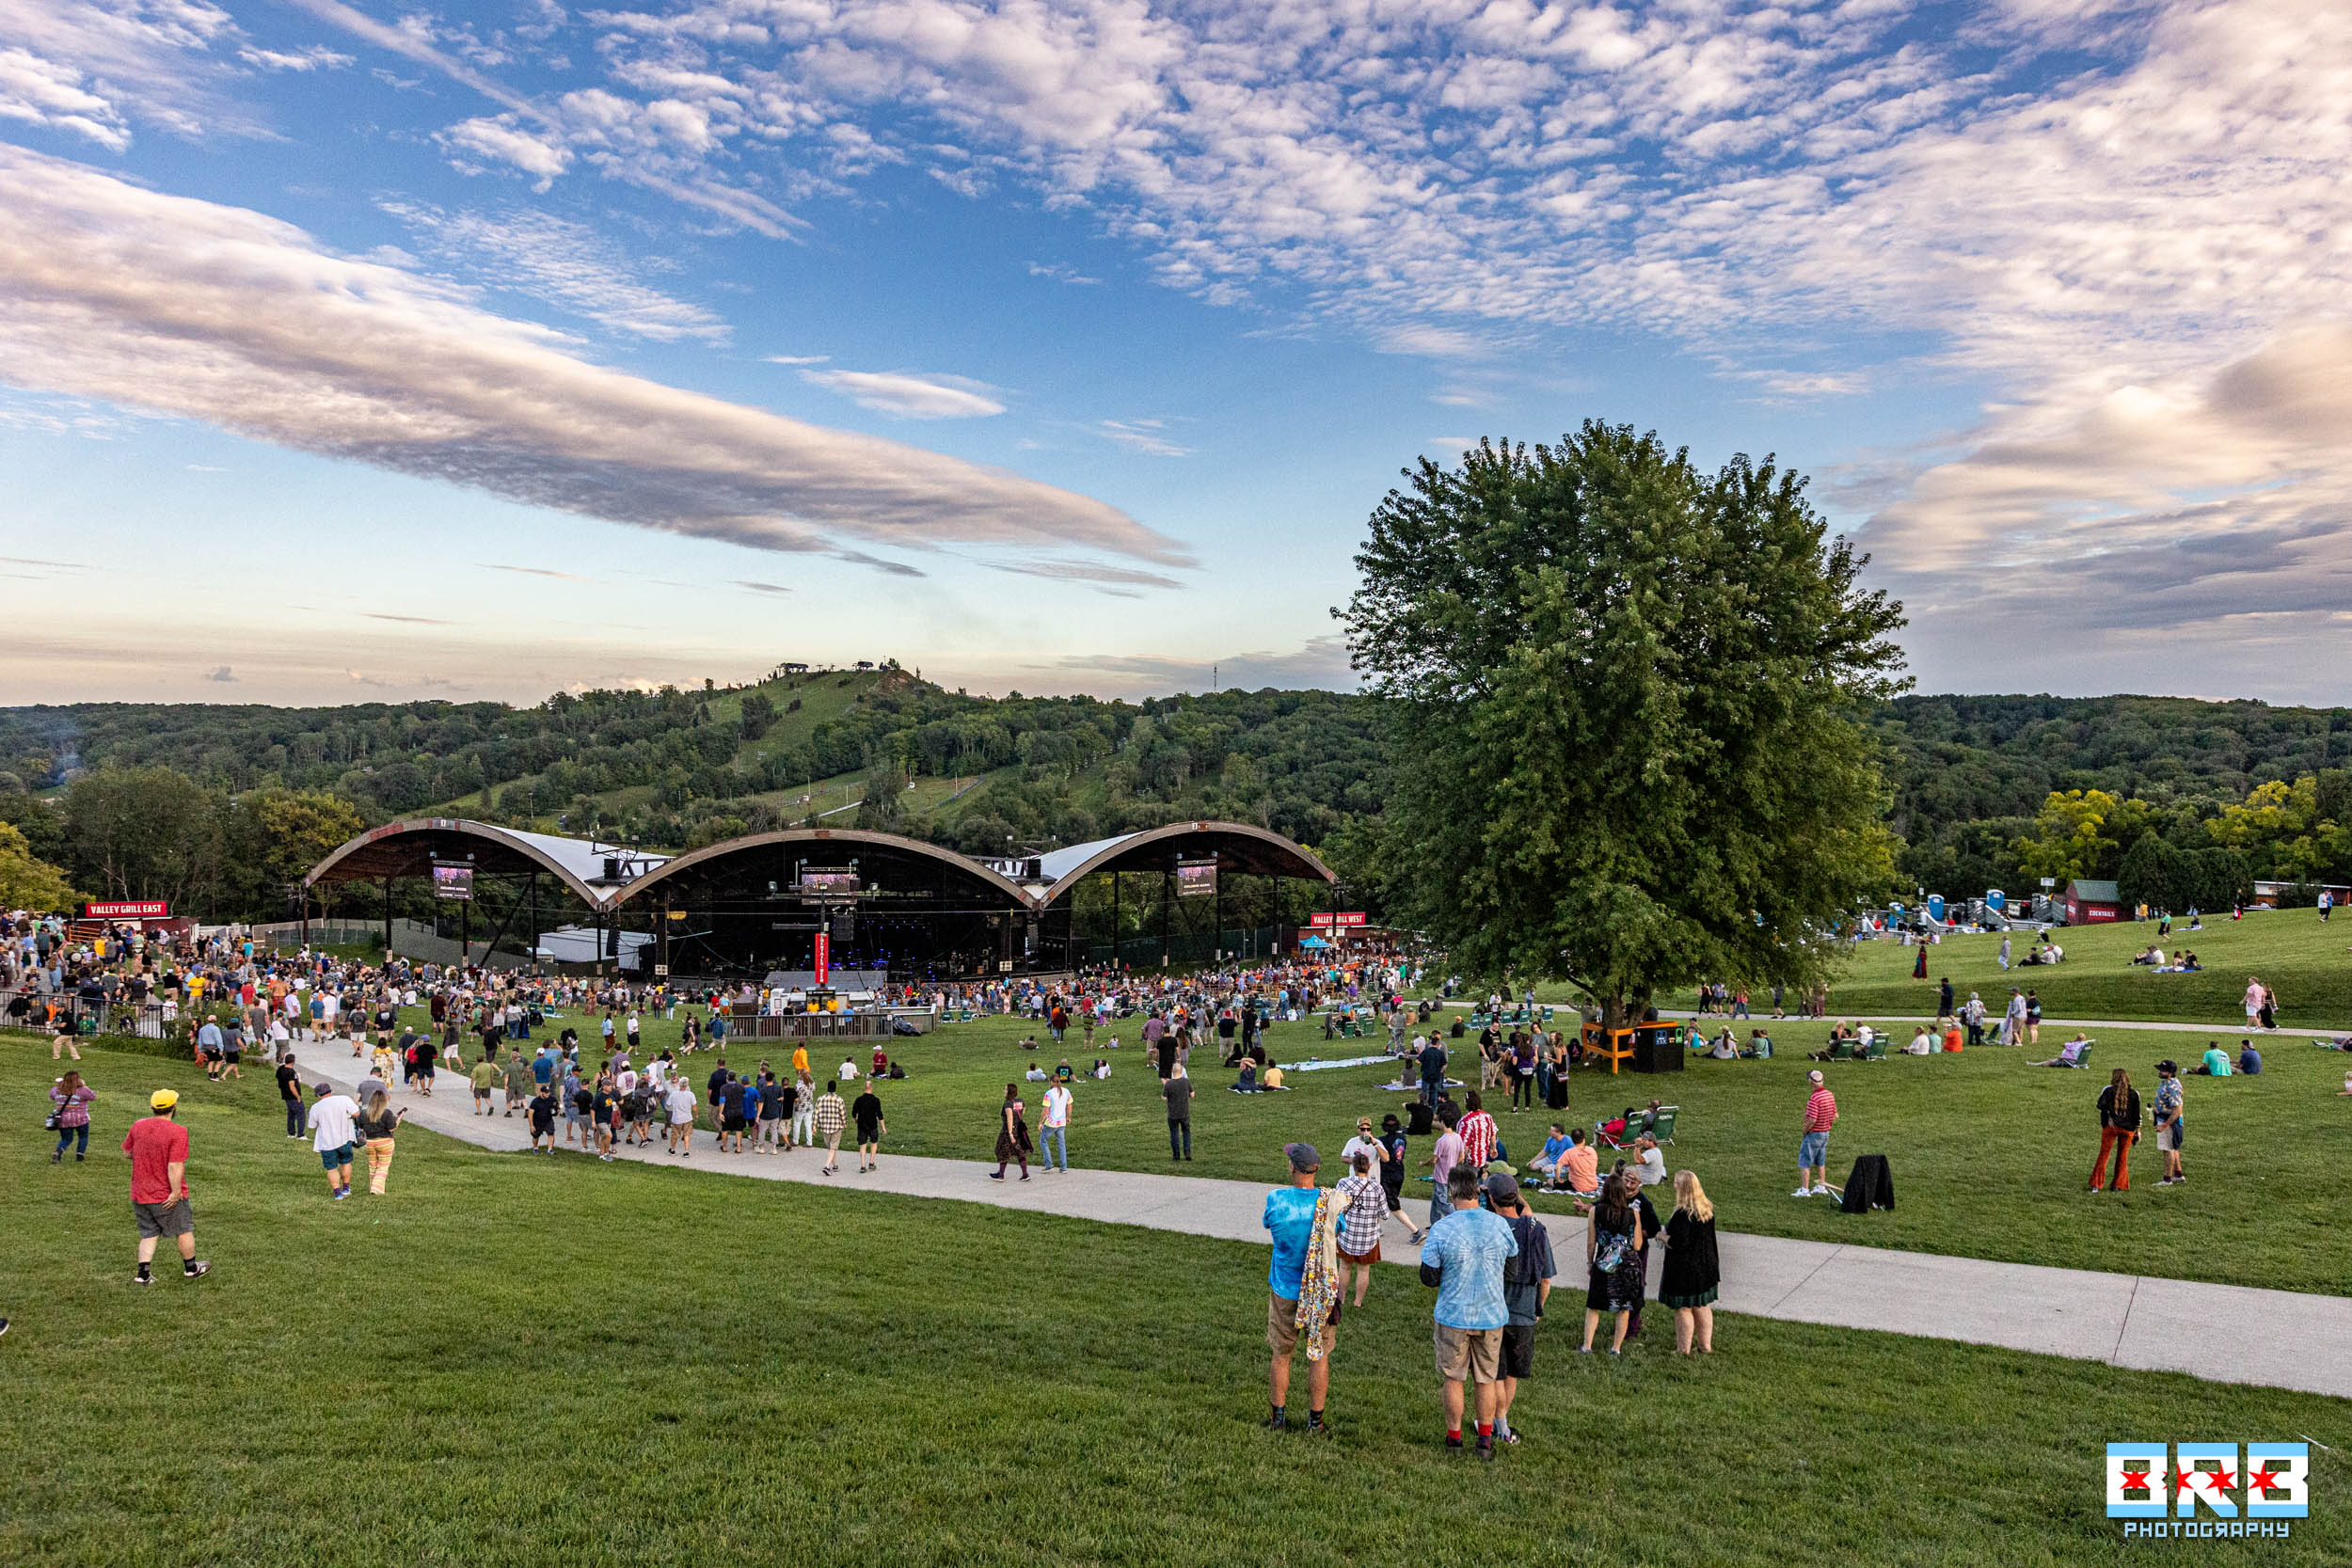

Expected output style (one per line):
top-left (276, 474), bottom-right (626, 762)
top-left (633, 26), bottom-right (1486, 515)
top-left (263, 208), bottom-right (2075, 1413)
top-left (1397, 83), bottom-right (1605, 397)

top-left (814, 930), bottom-right (830, 985)
top-left (86, 900), bottom-right (169, 919)
top-left (1309, 911), bottom-right (1367, 928)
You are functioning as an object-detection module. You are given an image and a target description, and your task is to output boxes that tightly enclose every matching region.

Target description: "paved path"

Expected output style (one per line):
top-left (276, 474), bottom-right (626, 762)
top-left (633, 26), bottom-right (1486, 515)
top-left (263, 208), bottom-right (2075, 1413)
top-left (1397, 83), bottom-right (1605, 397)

top-left (288, 1038), bottom-right (2352, 1402)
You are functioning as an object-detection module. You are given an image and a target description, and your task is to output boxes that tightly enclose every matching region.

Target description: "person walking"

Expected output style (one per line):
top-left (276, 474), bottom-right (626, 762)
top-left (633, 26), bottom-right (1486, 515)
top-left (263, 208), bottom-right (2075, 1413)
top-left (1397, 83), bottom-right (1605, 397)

top-left (2243, 977), bottom-right (2264, 1030)
top-left (1419, 1164), bottom-right (1518, 1458)
top-left (791, 1071), bottom-right (817, 1149)
top-left (1161, 1064), bottom-right (1194, 1161)
top-left (357, 1090), bottom-right (406, 1196)
top-left (1581, 1171), bottom-right (1645, 1354)
top-left (469, 1053), bottom-right (500, 1116)
top-left (2090, 1068), bottom-right (2140, 1193)
top-left (124, 1089), bottom-right (208, 1283)
top-left (1416, 1109), bottom-right (1465, 1244)
top-left (1041, 1078), bottom-right (1073, 1172)
top-left (813, 1079), bottom-right (847, 1175)
top-left (307, 1081), bottom-right (359, 1201)
top-left (663, 1077), bottom-right (696, 1156)
top-left (2152, 1060), bottom-right (2185, 1185)
top-left (1262, 1142), bottom-right (1339, 1434)
top-left (1660, 1169), bottom-right (1720, 1354)
top-left (990, 1083), bottom-right (1031, 1180)
top-left (49, 1070), bottom-right (96, 1163)
top-left (1486, 1173), bottom-right (1553, 1445)
top-left (850, 1080), bottom-right (884, 1173)
top-left (1795, 1069), bottom-right (1836, 1196)
top-left (1998, 933), bottom-right (2011, 971)
top-left (51, 1018), bottom-right (82, 1062)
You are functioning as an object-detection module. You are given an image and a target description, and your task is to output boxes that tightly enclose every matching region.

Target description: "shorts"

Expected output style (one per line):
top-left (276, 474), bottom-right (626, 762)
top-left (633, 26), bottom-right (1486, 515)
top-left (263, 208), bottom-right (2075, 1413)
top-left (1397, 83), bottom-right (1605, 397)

top-left (1435, 1323), bottom-right (1504, 1384)
top-left (2156, 1122), bottom-right (2180, 1151)
top-left (223, 1049), bottom-right (241, 1063)
top-left (318, 1143), bottom-right (354, 1169)
top-left (1266, 1291), bottom-right (1338, 1358)
top-left (722, 1115), bottom-right (746, 1132)
top-left (1339, 1241), bottom-right (1382, 1266)
top-left (1799, 1131), bottom-right (1829, 1168)
top-left (1382, 1183), bottom-right (1404, 1212)
top-left (133, 1197), bottom-right (193, 1239)
top-left (1499, 1322), bottom-right (1536, 1380)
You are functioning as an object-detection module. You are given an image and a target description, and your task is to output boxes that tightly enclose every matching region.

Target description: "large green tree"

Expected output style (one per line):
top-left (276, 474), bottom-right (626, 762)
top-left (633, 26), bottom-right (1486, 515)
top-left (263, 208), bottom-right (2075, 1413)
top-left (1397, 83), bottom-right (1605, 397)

top-left (1342, 424), bottom-right (1907, 1022)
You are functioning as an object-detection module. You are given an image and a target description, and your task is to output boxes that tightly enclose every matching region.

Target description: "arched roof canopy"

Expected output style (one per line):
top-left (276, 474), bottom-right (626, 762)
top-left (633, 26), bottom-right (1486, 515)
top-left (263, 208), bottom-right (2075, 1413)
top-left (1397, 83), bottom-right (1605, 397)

top-left (1036, 820), bottom-right (1335, 911)
top-left (611, 827), bottom-right (1034, 912)
top-left (304, 818), bottom-right (653, 910)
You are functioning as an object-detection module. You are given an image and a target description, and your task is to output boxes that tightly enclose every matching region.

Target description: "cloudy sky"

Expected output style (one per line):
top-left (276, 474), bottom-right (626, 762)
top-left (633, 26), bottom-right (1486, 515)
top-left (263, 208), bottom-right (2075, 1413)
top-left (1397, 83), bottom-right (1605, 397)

top-left (1, 0), bottom-right (2346, 705)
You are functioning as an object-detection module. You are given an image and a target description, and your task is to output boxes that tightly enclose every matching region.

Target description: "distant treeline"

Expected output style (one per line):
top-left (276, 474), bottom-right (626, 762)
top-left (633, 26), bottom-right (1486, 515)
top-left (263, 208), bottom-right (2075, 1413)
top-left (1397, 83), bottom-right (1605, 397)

top-left (6, 684), bottom-right (2351, 921)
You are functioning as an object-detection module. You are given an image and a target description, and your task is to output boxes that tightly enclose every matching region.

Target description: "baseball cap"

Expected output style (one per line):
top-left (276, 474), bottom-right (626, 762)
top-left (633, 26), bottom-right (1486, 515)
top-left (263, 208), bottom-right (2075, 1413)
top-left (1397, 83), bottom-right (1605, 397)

top-left (312, 1081), bottom-right (334, 1096)
top-left (149, 1088), bottom-right (178, 1111)
top-left (1807, 1069), bottom-right (1825, 1083)
top-left (1284, 1141), bottom-right (1320, 1172)
top-left (1482, 1171), bottom-right (1520, 1203)
top-left (2156, 1058), bottom-right (2179, 1073)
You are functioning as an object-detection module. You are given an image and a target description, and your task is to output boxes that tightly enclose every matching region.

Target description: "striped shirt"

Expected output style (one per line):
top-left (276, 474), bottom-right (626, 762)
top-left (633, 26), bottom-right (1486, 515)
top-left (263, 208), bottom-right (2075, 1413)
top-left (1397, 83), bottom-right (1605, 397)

top-left (1457, 1110), bottom-right (1498, 1169)
top-left (1804, 1087), bottom-right (1837, 1132)
top-left (813, 1092), bottom-right (846, 1137)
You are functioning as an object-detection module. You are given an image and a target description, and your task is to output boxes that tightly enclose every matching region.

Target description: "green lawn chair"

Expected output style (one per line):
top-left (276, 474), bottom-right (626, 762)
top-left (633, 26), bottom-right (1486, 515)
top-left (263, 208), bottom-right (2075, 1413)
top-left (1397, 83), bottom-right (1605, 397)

top-left (1862, 1036), bottom-right (1887, 1061)
top-left (1828, 1038), bottom-right (1856, 1061)
top-left (1650, 1106), bottom-right (1678, 1144)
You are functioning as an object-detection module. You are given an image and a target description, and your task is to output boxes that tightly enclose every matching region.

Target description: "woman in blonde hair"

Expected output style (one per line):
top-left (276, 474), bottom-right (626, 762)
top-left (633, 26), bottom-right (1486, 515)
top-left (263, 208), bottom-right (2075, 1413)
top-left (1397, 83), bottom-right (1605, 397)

top-left (1661, 1169), bottom-right (1720, 1354)
top-left (356, 1089), bottom-right (406, 1196)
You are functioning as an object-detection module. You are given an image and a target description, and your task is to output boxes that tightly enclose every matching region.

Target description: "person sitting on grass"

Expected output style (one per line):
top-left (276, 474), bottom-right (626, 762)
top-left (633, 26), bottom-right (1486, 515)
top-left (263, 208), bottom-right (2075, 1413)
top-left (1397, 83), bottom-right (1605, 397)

top-left (1529, 1124), bottom-right (1572, 1181)
top-left (1906, 1025), bottom-right (1935, 1055)
top-left (1628, 1133), bottom-right (1668, 1188)
top-left (1232, 1059), bottom-right (1261, 1092)
top-left (2177, 951), bottom-right (2201, 972)
top-left (1089, 1058), bottom-right (1111, 1080)
top-left (1263, 1059), bottom-right (1287, 1090)
top-left (1054, 1058), bottom-right (1075, 1082)
top-left (2132, 944), bottom-right (2165, 966)
top-left (1707, 1029), bottom-right (1737, 1059)
top-left (2028, 1034), bottom-right (2092, 1069)
top-left (1025, 1063), bottom-right (1049, 1082)
top-left (2237, 1039), bottom-right (2263, 1075)
top-left (1740, 1029), bottom-right (1772, 1058)
top-left (2193, 1042), bottom-right (2233, 1077)
top-left (1549, 1129), bottom-right (1601, 1202)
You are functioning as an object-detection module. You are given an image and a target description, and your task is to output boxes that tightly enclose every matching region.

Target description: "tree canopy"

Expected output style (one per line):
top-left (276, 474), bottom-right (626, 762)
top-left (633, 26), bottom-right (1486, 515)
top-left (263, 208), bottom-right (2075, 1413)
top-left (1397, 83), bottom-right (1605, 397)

top-left (1342, 424), bottom-right (1906, 1017)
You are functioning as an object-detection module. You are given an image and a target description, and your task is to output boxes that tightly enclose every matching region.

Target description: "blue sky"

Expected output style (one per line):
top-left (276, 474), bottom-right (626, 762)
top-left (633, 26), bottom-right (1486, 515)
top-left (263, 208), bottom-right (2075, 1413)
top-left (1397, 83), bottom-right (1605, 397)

top-left (3, 0), bottom-right (2348, 705)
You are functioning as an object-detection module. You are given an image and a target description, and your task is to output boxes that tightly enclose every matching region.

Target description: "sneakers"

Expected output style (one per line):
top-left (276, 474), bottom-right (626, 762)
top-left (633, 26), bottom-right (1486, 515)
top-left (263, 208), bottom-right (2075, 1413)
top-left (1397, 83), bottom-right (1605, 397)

top-left (184, 1261), bottom-right (210, 1278)
top-left (132, 1272), bottom-right (153, 1286)
top-left (1791, 1186), bottom-right (1816, 1198)
top-left (1443, 1433), bottom-right (1464, 1450)
top-left (1264, 1412), bottom-right (1289, 1432)
top-left (332, 1189), bottom-right (350, 1200)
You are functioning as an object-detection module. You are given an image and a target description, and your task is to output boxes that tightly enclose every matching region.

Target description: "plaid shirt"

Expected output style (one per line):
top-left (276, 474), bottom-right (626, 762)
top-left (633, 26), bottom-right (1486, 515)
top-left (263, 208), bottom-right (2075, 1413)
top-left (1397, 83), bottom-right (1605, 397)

top-left (813, 1092), bottom-right (846, 1136)
top-left (1335, 1173), bottom-right (1387, 1254)
top-left (1457, 1110), bottom-right (1497, 1170)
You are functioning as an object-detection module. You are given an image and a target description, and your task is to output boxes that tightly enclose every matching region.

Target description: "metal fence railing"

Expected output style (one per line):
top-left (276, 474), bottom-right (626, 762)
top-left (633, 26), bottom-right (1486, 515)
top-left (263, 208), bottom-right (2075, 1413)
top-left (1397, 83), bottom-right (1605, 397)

top-left (2, 987), bottom-right (173, 1041)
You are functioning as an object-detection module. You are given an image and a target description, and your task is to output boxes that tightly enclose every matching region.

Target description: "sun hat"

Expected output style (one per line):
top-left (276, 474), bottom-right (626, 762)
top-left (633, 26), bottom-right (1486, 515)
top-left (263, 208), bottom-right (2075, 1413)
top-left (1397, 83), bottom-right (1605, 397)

top-left (149, 1089), bottom-right (178, 1111)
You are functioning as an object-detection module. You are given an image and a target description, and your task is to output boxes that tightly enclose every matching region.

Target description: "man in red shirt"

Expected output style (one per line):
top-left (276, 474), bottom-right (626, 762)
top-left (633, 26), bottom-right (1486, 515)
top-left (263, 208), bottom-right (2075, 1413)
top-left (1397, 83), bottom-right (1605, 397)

top-left (123, 1089), bottom-right (209, 1284)
top-left (1795, 1069), bottom-right (1838, 1197)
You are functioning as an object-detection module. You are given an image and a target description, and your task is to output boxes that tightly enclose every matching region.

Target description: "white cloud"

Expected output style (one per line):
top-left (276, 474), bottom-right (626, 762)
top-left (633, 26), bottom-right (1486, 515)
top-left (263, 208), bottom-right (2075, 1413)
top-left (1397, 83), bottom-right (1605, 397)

top-left (800, 369), bottom-right (1006, 419)
top-left (381, 199), bottom-right (730, 342)
top-left (764, 354), bottom-right (829, 365)
top-left (1027, 261), bottom-right (1101, 285)
top-left (0, 146), bottom-right (1187, 568)
top-left (0, 0), bottom-right (251, 144)
top-left (238, 44), bottom-right (350, 71)
top-left (1095, 419), bottom-right (1189, 456)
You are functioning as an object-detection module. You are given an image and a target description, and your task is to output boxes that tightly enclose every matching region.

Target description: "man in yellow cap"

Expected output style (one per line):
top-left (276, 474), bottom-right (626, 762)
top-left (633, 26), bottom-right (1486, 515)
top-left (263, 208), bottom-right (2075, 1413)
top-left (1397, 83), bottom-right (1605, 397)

top-left (124, 1089), bottom-right (209, 1283)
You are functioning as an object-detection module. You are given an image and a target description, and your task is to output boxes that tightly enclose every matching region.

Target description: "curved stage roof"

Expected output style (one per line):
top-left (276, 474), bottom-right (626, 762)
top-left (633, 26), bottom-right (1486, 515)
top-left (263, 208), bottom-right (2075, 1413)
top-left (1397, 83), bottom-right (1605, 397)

top-left (304, 817), bottom-right (1328, 914)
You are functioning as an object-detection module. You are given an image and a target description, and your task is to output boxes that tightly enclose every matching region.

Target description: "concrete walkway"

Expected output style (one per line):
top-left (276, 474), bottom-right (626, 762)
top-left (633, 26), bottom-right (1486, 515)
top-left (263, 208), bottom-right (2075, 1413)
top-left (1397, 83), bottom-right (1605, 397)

top-left (287, 1038), bottom-right (2352, 1402)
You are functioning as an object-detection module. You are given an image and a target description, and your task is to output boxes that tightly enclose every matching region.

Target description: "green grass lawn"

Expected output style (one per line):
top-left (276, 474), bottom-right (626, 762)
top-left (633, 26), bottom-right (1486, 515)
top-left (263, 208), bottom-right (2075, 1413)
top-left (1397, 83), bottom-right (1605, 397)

top-left (6, 1035), bottom-right (2346, 1568)
top-left (1655, 908), bottom-right (2352, 1028)
top-left (344, 1002), bottom-right (2352, 1296)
